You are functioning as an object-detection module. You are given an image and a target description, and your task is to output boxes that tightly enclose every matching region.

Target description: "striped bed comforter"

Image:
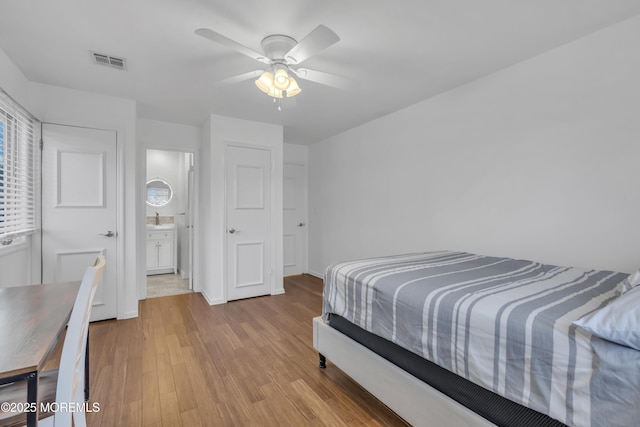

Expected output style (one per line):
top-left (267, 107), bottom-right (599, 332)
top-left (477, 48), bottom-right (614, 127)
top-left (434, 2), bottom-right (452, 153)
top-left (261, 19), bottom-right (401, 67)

top-left (323, 251), bottom-right (640, 427)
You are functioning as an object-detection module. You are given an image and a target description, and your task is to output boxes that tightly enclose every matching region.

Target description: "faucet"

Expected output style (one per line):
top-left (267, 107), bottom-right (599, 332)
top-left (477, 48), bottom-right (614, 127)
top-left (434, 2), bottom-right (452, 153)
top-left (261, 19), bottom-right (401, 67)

top-left (155, 212), bottom-right (160, 225)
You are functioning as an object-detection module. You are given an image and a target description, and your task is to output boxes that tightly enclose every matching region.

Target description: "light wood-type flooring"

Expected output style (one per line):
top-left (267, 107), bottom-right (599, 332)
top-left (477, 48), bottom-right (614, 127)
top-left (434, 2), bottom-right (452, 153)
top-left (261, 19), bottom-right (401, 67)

top-left (81, 274), bottom-right (407, 426)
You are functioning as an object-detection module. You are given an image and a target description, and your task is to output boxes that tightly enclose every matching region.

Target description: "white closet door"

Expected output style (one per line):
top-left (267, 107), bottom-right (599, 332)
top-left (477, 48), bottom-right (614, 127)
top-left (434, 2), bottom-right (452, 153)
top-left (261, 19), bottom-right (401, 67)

top-left (42, 123), bottom-right (117, 321)
top-left (283, 163), bottom-right (307, 276)
top-left (225, 145), bottom-right (272, 301)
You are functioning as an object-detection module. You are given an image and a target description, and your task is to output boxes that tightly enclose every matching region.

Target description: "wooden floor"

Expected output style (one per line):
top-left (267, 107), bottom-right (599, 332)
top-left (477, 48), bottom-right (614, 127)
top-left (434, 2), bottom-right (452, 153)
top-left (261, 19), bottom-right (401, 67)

top-left (83, 274), bottom-right (408, 426)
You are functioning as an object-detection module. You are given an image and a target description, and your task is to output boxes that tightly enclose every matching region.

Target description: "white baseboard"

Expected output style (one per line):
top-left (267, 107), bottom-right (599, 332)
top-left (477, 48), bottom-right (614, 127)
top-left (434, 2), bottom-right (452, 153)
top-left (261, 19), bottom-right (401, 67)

top-left (307, 270), bottom-right (323, 279)
top-left (119, 309), bottom-right (139, 320)
top-left (201, 290), bottom-right (225, 306)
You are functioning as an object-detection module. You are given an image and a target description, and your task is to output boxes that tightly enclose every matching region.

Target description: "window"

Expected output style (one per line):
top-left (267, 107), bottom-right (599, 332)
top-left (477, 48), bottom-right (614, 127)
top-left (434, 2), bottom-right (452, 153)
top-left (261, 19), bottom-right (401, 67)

top-left (0, 90), bottom-right (37, 245)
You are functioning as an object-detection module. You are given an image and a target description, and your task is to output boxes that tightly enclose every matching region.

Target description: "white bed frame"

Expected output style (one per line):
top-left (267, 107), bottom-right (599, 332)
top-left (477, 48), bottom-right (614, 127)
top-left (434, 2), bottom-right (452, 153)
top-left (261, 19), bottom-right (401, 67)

top-left (313, 316), bottom-right (497, 427)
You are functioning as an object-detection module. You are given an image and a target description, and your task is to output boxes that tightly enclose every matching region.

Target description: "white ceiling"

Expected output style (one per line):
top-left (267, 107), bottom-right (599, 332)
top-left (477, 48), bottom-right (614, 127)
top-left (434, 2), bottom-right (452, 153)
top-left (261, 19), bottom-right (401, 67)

top-left (1, 0), bottom-right (639, 144)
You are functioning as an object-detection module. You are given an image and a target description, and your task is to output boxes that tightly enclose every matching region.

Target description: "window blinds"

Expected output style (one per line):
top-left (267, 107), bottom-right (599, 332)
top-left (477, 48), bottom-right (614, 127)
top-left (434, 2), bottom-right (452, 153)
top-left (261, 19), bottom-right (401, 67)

top-left (0, 90), bottom-right (36, 243)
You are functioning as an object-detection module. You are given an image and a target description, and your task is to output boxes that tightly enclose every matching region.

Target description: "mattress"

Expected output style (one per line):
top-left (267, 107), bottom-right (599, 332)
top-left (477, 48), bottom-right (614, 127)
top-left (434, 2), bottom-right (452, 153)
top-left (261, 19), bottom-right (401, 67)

top-left (323, 251), bottom-right (639, 427)
top-left (328, 313), bottom-right (564, 427)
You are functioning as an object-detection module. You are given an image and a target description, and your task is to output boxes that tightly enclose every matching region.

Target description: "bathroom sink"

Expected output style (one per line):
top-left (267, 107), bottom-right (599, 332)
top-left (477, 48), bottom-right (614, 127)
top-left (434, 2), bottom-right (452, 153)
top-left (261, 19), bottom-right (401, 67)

top-left (146, 224), bottom-right (176, 230)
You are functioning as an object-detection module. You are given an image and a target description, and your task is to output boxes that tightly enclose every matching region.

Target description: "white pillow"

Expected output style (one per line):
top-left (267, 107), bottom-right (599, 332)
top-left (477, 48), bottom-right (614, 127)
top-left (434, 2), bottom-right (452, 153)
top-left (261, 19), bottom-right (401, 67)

top-left (573, 286), bottom-right (640, 350)
top-left (617, 268), bottom-right (640, 294)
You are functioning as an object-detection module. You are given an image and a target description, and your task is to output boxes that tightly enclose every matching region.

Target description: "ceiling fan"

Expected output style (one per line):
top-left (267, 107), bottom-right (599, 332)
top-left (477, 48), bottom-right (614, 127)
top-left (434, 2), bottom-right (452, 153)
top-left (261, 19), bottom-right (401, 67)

top-left (195, 25), bottom-right (349, 103)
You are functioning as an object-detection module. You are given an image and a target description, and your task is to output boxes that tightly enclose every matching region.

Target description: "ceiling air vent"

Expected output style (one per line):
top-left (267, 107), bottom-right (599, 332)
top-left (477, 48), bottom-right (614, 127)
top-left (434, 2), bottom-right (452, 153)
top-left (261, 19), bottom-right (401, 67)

top-left (91, 52), bottom-right (127, 70)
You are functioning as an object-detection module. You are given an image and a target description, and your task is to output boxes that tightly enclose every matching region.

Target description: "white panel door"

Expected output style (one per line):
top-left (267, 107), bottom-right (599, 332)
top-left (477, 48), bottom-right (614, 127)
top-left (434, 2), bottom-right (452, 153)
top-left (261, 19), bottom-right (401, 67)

top-left (283, 163), bottom-right (307, 276)
top-left (187, 163), bottom-right (194, 289)
top-left (42, 123), bottom-right (117, 321)
top-left (226, 145), bottom-right (271, 301)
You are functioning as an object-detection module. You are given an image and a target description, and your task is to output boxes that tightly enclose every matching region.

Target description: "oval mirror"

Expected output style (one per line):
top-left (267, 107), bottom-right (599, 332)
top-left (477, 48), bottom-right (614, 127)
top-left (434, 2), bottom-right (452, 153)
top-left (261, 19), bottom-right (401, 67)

top-left (146, 178), bottom-right (173, 207)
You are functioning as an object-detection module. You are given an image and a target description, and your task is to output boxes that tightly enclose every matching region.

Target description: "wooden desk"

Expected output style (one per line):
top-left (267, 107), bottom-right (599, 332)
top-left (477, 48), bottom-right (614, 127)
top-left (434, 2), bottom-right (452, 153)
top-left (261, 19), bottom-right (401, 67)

top-left (0, 282), bottom-right (80, 427)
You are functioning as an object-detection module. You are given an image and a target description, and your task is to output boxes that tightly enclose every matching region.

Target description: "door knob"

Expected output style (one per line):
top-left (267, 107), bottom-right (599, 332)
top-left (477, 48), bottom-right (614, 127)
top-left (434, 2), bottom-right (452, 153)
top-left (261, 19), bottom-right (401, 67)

top-left (298, 222), bottom-right (305, 227)
top-left (98, 230), bottom-right (116, 237)
top-left (228, 228), bottom-right (240, 234)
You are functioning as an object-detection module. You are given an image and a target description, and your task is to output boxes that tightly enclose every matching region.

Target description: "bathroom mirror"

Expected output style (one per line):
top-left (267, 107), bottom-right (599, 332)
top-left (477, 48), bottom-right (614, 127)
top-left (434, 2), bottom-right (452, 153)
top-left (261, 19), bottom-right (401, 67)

top-left (146, 178), bottom-right (173, 207)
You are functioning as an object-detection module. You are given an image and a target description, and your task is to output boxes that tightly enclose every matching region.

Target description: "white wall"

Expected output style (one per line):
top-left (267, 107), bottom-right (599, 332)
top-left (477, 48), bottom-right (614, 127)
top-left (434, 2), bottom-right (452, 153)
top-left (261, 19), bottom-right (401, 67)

top-left (0, 49), bottom-right (31, 110)
top-left (0, 49), bottom-right (38, 287)
top-left (199, 114), bottom-right (284, 304)
top-left (137, 118), bottom-right (200, 152)
top-left (0, 242), bottom-right (34, 287)
top-left (199, 116), bottom-right (214, 301)
top-left (309, 15), bottom-right (640, 277)
top-left (284, 143), bottom-right (308, 164)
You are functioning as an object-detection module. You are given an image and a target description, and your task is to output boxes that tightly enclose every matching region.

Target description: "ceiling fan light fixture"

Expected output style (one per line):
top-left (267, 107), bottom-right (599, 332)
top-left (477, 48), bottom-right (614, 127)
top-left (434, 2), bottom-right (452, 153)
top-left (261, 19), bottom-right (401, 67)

top-left (255, 71), bottom-right (274, 93)
top-left (273, 68), bottom-right (291, 90)
top-left (285, 77), bottom-right (301, 97)
top-left (267, 86), bottom-right (284, 99)
top-left (195, 24), bottom-right (342, 106)
top-left (257, 66), bottom-right (301, 100)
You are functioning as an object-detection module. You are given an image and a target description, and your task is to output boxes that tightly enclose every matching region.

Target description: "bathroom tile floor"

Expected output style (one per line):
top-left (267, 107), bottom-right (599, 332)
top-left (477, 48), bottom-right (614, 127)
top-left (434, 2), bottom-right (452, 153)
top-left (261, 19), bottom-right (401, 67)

top-left (146, 273), bottom-right (192, 298)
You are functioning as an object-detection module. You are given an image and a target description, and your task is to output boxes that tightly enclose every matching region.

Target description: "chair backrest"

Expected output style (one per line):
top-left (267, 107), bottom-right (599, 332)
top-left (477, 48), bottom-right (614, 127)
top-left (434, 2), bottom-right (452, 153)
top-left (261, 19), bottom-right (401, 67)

top-left (53, 256), bottom-right (106, 426)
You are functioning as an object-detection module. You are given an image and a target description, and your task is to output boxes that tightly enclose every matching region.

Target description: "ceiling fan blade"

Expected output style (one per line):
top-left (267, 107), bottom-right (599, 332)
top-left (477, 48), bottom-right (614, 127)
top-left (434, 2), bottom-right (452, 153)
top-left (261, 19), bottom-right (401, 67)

top-left (292, 68), bottom-right (351, 90)
top-left (215, 70), bottom-right (264, 85)
top-left (195, 28), bottom-right (270, 64)
top-left (284, 25), bottom-right (340, 65)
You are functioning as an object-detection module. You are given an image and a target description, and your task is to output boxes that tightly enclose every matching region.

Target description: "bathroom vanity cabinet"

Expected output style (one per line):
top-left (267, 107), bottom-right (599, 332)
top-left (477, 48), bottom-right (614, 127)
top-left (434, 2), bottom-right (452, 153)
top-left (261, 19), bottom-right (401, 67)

top-left (146, 227), bottom-right (177, 275)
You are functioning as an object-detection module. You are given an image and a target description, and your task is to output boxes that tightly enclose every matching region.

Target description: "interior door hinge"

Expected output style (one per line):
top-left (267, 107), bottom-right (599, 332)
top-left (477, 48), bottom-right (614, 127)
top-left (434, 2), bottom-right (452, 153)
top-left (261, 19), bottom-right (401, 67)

top-left (39, 138), bottom-right (43, 150)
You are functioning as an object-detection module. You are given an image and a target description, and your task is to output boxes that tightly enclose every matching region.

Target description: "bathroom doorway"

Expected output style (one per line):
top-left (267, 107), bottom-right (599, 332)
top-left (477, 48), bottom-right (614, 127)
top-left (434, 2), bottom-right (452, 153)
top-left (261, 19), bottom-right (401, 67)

top-left (145, 149), bottom-right (194, 298)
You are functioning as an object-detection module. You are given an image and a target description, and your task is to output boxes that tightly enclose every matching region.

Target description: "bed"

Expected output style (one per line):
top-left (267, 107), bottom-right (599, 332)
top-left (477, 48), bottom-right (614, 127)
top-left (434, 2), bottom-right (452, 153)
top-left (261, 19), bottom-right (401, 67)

top-left (313, 251), bottom-right (640, 427)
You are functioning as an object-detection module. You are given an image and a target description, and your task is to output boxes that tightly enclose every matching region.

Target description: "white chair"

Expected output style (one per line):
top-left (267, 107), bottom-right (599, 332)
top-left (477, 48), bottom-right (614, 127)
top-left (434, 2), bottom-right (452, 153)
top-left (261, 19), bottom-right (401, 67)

top-left (0, 256), bottom-right (106, 427)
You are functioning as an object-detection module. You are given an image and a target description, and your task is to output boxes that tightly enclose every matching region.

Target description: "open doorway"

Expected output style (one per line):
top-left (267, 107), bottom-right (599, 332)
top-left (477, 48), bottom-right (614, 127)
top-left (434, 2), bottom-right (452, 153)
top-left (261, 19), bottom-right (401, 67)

top-left (145, 149), bottom-right (194, 298)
